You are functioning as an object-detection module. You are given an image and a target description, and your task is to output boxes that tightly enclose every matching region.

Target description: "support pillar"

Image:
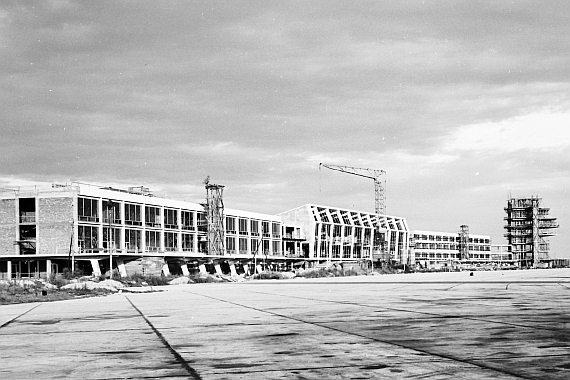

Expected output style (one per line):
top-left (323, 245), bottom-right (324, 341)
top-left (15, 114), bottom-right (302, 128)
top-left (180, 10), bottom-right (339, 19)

top-left (229, 263), bottom-right (237, 277)
top-left (243, 264), bottom-right (250, 276)
top-left (7, 260), bottom-right (12, 279)
top-left (181, 263), bottom-right (189, 276)
top-left (256, 264), bottom-right (263, 274)
top-left (214, 263), bottom-right (223, 275)
top-left (46, 259), bottom-right (52, 277)
top-left (90, 259), bottom-right (101, 277)
top-left (198, 264), bottom-right (207, 274)
top-left (162, 263), bottom-right (171, 276)
top-left (116, 258), bottom-right (127, 278)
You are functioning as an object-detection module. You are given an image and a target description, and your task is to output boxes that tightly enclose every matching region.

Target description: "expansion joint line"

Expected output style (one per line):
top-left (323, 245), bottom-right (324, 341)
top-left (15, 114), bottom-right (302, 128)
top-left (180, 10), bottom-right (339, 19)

top-left (0, 304), bottom-right (42, 329)
top-left (124, 296), bottom-right (202, 380)
top-left (182, 291), bottom-right (538, 380)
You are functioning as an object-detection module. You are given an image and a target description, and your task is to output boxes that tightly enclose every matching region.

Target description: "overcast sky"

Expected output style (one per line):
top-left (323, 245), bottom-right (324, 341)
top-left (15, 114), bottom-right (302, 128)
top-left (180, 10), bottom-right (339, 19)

top-left (1, 1), bottom-right (569, 257)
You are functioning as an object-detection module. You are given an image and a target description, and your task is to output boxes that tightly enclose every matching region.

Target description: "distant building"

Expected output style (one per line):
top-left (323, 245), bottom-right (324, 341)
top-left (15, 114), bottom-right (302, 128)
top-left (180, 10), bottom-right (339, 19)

top-left (411, 229), bottom-right (491, 268)
top-left (504, 196), bottom-right (559, 268)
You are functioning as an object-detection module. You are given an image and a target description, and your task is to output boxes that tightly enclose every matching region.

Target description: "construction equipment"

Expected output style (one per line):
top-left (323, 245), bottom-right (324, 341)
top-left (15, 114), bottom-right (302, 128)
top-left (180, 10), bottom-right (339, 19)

top-left (202, 177), bottom-right (225, 256)
top-left (319, 163), bottom-right (388, 265)
top-left (319, 164), bottom-right (386, 216)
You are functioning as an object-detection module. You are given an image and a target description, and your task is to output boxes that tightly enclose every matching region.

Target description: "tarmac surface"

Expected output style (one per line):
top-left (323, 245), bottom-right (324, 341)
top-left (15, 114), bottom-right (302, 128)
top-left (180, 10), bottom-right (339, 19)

top-left (1, 268), bottom-right (569, 380)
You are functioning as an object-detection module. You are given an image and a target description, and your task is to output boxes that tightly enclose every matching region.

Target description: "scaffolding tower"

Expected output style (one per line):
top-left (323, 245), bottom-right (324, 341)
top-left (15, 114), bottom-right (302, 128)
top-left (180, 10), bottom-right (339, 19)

top-left (202, 177), bottom-right (225, 256)
top-left (504, 196), bottom-right (558, 268)
top-left (458, 224), bottom-right (470, 260)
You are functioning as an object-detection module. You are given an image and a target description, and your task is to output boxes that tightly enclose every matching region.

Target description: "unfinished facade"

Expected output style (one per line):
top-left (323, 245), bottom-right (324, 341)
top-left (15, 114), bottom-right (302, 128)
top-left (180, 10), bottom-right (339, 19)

top-left (504, 196), bottom-right (559, 268)
top-left (279, 204), bottom-right (410, 265)
top-left (0, 183), bottom-right (303, 279)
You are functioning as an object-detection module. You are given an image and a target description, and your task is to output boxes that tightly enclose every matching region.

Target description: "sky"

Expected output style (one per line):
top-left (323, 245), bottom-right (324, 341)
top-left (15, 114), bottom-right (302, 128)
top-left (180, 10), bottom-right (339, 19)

top-left (1, 1), bottom-right (569, 257)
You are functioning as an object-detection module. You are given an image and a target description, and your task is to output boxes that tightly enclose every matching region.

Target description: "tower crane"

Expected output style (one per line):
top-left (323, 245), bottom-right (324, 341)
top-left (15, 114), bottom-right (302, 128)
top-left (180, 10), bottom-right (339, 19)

top-left (319, 163), bottom-right (386, 216)
top-left (319, 163), bottom-right (389, 265)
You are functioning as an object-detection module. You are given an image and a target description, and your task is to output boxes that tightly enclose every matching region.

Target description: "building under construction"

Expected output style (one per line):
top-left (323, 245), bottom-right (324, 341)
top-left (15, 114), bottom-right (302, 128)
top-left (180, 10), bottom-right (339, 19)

top-left (504, 196), bottom-right (559, 268)
top-left (0, 181), bottom-right (410, 279)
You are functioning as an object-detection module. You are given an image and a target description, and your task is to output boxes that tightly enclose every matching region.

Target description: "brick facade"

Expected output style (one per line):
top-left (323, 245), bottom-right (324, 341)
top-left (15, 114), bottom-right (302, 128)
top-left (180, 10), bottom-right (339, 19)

top-left (38, 197), bottom-right (74, 255)
top-left (0, 199), bottom-right (16, 255)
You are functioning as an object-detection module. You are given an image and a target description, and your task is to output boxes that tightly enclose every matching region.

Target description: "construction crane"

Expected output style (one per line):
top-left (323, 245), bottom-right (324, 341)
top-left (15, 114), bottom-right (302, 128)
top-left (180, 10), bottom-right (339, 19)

top-left (319, 163), bottom-right (388, 265)
top-left (319, 163), bottom-right (386, 216)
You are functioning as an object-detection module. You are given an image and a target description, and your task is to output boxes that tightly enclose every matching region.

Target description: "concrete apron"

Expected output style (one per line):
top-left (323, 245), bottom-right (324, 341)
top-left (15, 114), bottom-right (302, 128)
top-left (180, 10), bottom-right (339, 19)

top-left (1, 268), bottom-right (569, 379)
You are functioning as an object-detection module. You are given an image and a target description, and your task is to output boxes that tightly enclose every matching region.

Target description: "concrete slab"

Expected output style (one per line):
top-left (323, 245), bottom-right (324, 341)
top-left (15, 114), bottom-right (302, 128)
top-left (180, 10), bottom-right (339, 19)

top-left (0, 268), bottom-right (569, 379)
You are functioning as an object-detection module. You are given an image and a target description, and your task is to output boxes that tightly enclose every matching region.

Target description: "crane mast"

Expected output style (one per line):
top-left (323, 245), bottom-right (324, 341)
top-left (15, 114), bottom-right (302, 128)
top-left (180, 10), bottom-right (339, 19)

top-left (319, 163), bottom-right (389, 266)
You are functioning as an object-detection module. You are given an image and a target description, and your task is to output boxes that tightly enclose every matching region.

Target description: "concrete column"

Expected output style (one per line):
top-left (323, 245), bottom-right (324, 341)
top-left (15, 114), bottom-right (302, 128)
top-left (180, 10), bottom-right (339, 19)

top-left (90, 259), bottom-right (101, 277)
top-left (46, 259), bottom-right (52, 277)
top-left (162, 263), bottom-right (170, 276)
top-left (7, 260), bottom-right (12, 279)
top-left (198, 264), bottom-right (207, 274)
top-left (115, 258), bottom-right (127, 278)
top-left (243, 264), bottom-right (249, 276)
top-left (181, 263), bottom-right (189, 276)
top-left (256, 264), bottom-right (263, 274)
top-left (229, 263), bottom-right (237, 276)
top-left (214, 263), bottom-right (222, 275)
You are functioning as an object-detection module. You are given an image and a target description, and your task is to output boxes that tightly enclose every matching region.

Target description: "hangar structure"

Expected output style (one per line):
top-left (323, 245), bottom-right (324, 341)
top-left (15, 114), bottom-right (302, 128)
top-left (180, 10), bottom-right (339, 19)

top-left (0, 182), bottom-right (410, 279)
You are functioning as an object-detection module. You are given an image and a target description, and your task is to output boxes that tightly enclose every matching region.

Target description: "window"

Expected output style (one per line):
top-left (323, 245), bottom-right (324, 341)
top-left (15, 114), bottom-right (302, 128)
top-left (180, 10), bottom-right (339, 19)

top-left (145, 230), bottom-right (160, 251)
top-left (181, 211), bottom-right (194, 230)
top-left (317, 207), bottom-right (330, 223)
top-left (239, 218), bottom-right (248, 235)
top-left (342, 246), bottom-right (351, 258)
top-left (330, 210), bottom-right (340, 224)
top-left (197, 212), bottom-right (207, 232)
top-left (226, 237), bottom-right (236, 254)
top-left (226, 217), bottom-right (236, 234)
top-left (125, 229), bottom-right (141, 252)
top-left (272, 241), bottom-right (280, 255)
top-left (262, 221), bottom-right (270, 238)
top-left (182, 233), bottom-right (194, 251)
top-left (250, 220), bottom-right (260, 236)
top-left (332, 245), bottom-right (340, 258)
top-left (319, 241), bottom-right (328, 258)
top-left (239, 238), bottom-right (248, 254)
top-left (272, 222), bottom-right (280, 238)
top-left (103, 201), bottom-right (121, 224)
top-left (78, 197), bottom-right (98, 222)
top-left (78, 225), bottom-right (98, 252)
top-left (341, 212), bottom-right (351, 225)
top-left (145, 206), bottom-right (161, 227)
top-left (125, 203), bottom-right (142, 226)
top-left (164, 232), bottom-right (178, 251)
top-left (263, 239), bottom-right (270, 255)
top-left (164, 208), bottom-right (178, 229)
top-left (103, 226), bottom-right (121, 250)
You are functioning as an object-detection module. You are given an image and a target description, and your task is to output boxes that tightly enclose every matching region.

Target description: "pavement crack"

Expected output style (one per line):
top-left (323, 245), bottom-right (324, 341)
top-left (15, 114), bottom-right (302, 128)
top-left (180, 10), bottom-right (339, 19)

top-left (124, 296), bottom-right (203, 380)
top-left (0, 304), bottom-right (42, 329)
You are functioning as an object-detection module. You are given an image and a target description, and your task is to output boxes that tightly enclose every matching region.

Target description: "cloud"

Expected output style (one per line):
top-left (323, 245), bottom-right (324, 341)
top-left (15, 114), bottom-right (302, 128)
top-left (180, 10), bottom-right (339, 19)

top-left (445, 110), bottom-right (570, 154)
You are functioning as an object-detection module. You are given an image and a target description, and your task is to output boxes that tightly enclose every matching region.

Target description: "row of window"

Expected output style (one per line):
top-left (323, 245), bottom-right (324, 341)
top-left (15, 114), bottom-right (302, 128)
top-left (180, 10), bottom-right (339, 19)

top-left (414, 244), bottom-right (491, 251)
top-left (77, 225), bottom-right (283, 254)
top-left (415, 253), bottom-right (493, 259)
top-left (78, 197), bottom-right (281, 236)
top-left (413, 234), bottom-right (490, 244)
top-left (312, 206), bottom-right (405, 231)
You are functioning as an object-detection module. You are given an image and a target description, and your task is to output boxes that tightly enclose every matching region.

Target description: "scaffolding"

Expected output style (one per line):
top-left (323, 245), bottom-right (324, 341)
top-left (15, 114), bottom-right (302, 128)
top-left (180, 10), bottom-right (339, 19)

top-left (202, 177), bottom-right (225, 256)
top-left (504, 196), bottom-right (559, 268)
top-left (458, 224), bottom-right (470, 261)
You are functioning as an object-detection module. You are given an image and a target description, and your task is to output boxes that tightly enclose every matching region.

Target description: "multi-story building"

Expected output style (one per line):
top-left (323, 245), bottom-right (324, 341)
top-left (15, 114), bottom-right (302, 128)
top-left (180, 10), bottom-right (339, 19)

top-left (279, 204), bottom-right (410, 264)
top-left (0, 183), bottom-right (306, 279)
top-left (504, 196), bottom-right (559, 268)
top-left (411, 229), bottom-right (491, 268)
